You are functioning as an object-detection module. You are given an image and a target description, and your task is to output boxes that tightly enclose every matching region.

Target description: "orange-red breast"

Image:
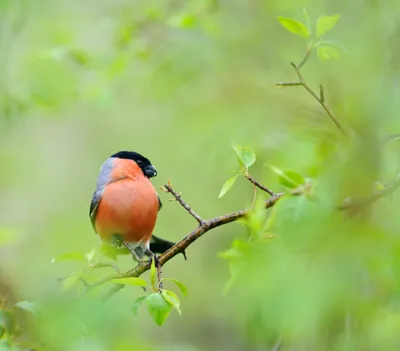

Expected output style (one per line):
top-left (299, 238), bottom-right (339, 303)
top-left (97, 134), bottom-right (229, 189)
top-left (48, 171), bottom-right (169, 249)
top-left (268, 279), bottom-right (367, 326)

top-left (89, 151), bottom-right (171, 261)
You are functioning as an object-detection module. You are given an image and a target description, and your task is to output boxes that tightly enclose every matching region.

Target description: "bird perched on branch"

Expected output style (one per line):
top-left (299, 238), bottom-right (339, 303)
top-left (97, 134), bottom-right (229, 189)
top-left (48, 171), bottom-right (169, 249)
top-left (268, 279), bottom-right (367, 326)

top-left (89, 151), bottom-right (185, 262)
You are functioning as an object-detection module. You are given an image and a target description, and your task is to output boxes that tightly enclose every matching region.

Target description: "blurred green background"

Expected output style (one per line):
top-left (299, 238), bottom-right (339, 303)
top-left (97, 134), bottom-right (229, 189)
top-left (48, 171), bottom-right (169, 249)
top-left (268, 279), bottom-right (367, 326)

top-left (2, 0), bottom-right (400, 350)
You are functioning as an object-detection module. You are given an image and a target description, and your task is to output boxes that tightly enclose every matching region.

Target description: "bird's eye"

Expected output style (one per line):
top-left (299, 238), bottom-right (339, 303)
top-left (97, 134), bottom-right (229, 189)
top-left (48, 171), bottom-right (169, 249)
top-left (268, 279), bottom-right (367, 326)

top-left (137, 160), bottom-right (143, 165)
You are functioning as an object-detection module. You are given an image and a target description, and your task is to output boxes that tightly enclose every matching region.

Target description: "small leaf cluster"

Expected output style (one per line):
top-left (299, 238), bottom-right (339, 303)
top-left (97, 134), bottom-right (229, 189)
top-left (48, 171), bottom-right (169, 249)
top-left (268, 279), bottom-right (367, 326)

top-left (218, 147), bottom-right (313, 293)
top-left (52, 248), bottom-right (188, 326)
top-left (219, 144), bottom-right (311, 198)
top-left (115, 259), bottom-right (187, 326)
top-left (219, 144), bottom-right (256, 198)
top-left (277, 10), bottom-right (343, 61)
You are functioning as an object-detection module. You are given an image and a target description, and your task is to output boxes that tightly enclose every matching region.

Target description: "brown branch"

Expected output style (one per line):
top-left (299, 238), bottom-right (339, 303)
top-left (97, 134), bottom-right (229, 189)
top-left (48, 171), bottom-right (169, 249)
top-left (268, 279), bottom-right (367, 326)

top-left (244, 173), bottom-right (275, 196)
top-left (163, 181), bottom-right (205, 225)
top-left (98, 191), bottom-right (285, 300)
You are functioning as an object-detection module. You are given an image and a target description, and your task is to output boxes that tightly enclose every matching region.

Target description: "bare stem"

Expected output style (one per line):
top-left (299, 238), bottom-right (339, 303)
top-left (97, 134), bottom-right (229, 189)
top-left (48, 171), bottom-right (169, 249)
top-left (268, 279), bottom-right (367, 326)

top-left (245, 173), bottom-right (275, 196)
top-left (165, 181), bottom-right (205, 225)
top-left (297, 47), bottom-right (312, 69)
top-left (337, 174), bottom-right (400, 210)
top-left (276, 47), bottom-right (346, 136)
top-left (276, 82), bottom-right (302, 87)
top-left (290, 62), bottom-right (346, 136)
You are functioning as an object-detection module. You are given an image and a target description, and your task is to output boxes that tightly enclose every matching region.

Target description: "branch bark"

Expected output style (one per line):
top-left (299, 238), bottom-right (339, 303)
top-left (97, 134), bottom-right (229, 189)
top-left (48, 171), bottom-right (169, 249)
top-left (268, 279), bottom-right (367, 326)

top-left (163, 181), bottom-right (205, 225)
top-left (96, 190), bottom-right (284, 300)
top-left (244, 173), bottom-right (276, 196)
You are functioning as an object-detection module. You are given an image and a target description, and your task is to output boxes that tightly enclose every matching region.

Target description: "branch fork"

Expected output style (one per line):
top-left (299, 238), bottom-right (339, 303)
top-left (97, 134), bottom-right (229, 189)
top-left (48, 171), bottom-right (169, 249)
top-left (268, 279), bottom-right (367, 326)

top-left (276, 54), bottom-right (346, 136)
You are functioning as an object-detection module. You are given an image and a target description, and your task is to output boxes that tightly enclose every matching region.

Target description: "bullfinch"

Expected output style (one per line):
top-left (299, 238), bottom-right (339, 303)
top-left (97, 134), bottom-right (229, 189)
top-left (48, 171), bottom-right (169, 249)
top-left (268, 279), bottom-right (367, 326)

top-left (89, 151), bottom-right (181, 262)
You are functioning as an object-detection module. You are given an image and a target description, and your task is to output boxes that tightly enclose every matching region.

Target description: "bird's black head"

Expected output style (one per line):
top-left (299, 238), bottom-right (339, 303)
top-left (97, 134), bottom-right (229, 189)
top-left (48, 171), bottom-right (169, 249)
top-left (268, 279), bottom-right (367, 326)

top-left (111, 151), bottom-right (157, 178)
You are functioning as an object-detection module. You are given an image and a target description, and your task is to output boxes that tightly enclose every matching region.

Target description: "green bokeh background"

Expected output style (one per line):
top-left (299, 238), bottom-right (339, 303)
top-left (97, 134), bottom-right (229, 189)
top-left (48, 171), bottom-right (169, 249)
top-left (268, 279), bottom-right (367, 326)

top-left (2, 0), bottom-right (400, 350)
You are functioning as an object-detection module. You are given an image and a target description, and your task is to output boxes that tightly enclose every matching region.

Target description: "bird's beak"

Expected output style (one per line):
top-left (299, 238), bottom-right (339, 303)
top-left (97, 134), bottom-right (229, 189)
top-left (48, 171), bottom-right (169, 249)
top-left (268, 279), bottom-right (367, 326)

top-left (144, 165), bottom-right (157, 178)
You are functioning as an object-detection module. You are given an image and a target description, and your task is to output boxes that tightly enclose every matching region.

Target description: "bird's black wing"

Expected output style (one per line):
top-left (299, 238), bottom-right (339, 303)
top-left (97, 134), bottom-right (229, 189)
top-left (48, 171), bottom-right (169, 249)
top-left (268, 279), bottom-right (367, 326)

top-left (89, 188), bottom-right (104, 232)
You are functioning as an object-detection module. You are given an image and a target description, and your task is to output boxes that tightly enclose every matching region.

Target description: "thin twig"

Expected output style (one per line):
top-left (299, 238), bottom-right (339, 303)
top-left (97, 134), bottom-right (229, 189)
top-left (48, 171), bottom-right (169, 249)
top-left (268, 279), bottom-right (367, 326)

top-left (276, 82), bottom-right (302, 87)
top-left (337, 174), bottom-right (400, 210)
top-left (297, 48), bottom-right (312, 69)
top-left (165, 181), bottom-right (205, 225)
top-left (245, 174), bottom-right (275, 196)
top-left (276, 46), bottom-right (346, 135)
top-left (319, 84), bottom-right (325, 103)
top-left (290, 62), bottom-right (346, 136)
top-left (251, 183), bottom-right (257, 208)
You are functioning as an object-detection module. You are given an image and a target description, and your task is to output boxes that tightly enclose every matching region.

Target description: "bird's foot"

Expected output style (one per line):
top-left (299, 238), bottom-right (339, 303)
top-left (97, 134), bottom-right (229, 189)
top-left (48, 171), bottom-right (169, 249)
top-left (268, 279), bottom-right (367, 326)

top-left (145, 248), bottom-right (159, 267)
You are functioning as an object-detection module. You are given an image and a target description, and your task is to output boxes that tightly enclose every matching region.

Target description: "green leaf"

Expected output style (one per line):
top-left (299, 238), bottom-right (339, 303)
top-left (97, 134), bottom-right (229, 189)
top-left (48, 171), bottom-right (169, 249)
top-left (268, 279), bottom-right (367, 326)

top-left (316, 14), bottom-right (340, 38)
top-left (100, 244), bottom-right (118, 261)
top-left (232, 144), bottom-right (256, 169)
top-left (51, 252), bottom-right (85, 264)
top-left (14, 301), bottom-right (38, 316)
top-left (279, 170), bottom-right (305, 188)
top-left (162, 290), bottom-right (181, 315)
top-left (219, 175), bottom-right (240, 198)
top-left (145, 293), bottom-right (172, 326)
top-left (150, 257), bottom-right (156, 290)
top-left (268, 165), bottom-right (305, 189)
top-left (111, 277), bottom-right (147, 287)
top-left (62, 274), bottom-right (81, 292)
top-left (132, 296), bottom-right (146, 315)
top-left (276, 16), bottom-right (310, 38)
top-left (0, 326), bottom-right (4, 338)
top-left (317, 45), bottom-right (341, 61)
top-left (162, 278), bottom-right (188, 297)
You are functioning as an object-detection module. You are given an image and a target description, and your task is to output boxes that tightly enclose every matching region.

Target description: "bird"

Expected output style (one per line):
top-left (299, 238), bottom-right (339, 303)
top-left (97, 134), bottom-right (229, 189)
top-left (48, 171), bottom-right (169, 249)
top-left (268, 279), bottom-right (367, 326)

top-left (89, 151), bottom-right (184, 263)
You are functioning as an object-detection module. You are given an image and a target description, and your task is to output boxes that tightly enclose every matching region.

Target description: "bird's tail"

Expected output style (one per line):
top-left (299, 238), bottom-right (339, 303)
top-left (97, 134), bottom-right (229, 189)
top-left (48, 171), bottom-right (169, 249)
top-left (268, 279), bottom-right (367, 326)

top-left (150, 235), bottom-right (187, 260)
